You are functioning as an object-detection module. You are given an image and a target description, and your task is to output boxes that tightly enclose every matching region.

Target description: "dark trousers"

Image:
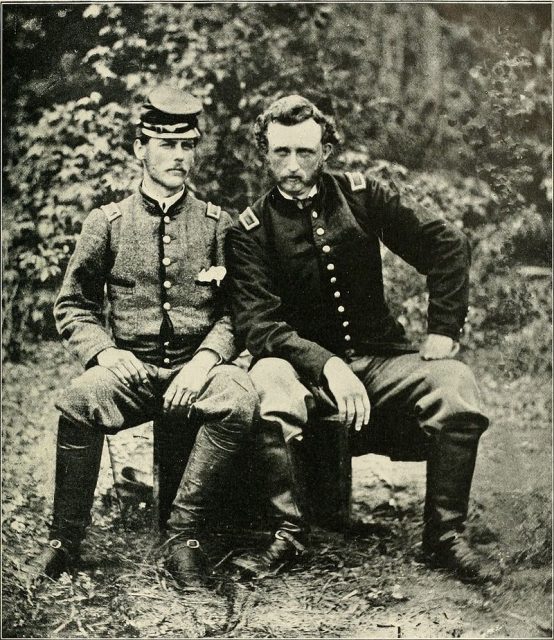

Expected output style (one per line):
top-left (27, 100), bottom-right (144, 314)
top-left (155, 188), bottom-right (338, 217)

top-left (51, 364), bottom-right (257, 547)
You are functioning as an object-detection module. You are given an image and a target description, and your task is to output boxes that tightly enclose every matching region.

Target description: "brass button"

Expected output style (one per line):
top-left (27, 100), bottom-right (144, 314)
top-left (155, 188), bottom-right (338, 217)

top-left (312, 211), bottom-right (318, 219)
top-left (162, 257), bottom-right (171, 266)
top-left (322, 245), bottom-right (331, 253)
top-left (316, 228), bottom-right (325, 236)
top-left (342, 320), bottom-right (350, 328)
top-left (163, 357), bottom-right (170, 364)
top-left (163, 302), bottom-right (171, 310)
top-left (163, 280), bottom-right (172, 289)
top-left (330, 277), bottom-right (337, 284)
top-left (327, 263), bottom-right (335, 271)
top-left (163, 235), bottom-right (171, 244)
top-left (338, 305), bottom-right (345, 313)
top-left (344, 335), bottom-right (351, 342)
top-left (334, 291), bottom-right (341, 298)
top-left (163, 215), bottom-right (171, 224)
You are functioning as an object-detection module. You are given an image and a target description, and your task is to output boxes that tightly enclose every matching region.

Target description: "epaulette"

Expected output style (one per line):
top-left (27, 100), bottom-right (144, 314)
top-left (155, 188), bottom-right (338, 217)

top-left (100, 202), bottom-right (122, 223)
top-left (239, 207), bottom-right (260, 231)
top-left (206, 201), bottom-right (221, 220)
top-left (345, 171), bottom-right (367, 192)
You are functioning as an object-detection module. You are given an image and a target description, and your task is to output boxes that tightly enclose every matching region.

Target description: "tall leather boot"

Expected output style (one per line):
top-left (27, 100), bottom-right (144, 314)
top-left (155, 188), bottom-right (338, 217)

top-left (164, 420), bottom-right (247, 587)
top-left (22, 416), bottom-right (104, 586)
top-left (232, 420), bottom-right (308, 578)
top-left (423, 425), bottom-right (498, 583)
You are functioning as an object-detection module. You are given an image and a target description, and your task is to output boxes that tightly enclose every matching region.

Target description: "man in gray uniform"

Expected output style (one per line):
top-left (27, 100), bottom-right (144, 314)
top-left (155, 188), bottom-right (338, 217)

top-left (226, 95), bottom-right (493, 583)
top-left (23, 85), bottom-right (257, 587)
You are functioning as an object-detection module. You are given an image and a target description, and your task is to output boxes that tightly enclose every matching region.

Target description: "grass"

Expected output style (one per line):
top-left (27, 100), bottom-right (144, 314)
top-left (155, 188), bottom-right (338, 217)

top-left (2, 341), bottom-right (552, 638)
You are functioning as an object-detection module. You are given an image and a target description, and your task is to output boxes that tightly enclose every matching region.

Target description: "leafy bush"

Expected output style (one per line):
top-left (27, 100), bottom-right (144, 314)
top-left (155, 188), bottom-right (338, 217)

top-left (2, 4), bottom-right (551, 366)
top-left (500, 319), bottom-right (552, 378)
top-left (346, 160), bottom-right (552, 363)
top-left (2, 94), bottom-right (140, 359)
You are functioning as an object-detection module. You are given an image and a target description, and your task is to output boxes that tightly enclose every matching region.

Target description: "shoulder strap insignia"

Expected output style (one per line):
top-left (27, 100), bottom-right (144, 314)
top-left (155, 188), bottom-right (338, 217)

top-left (239, 207), bottom-right (260, 231)
top-left (100, 202), bottom-right (122, 223)
top-left (345, 171), bottom-right (367, 192)
top-left (206, 201), bottom-right (221, 220)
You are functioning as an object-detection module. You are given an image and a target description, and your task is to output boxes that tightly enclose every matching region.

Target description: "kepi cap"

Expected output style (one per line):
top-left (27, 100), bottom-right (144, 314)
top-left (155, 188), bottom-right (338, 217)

top-left (139, 85), bottom-right (203, 140)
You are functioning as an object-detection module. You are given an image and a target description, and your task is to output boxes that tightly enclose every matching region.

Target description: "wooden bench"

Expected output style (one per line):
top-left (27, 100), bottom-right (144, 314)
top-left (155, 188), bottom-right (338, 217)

top-left (148, 411), bottom-right (429, 533)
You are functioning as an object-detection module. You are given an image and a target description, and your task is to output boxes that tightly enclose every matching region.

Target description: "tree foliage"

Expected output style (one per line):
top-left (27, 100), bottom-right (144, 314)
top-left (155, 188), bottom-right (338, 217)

top-left (2, 3), bottom-right (551, 362)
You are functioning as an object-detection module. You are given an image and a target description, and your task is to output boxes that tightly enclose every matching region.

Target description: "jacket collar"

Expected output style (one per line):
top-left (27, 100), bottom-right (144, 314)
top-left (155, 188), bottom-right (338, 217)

top-left (276, 184), bottom-right (318, 202)
top-left (269, 176), bottom-right (327, 215)
top-left (139, 183), bottom-right (188, 216)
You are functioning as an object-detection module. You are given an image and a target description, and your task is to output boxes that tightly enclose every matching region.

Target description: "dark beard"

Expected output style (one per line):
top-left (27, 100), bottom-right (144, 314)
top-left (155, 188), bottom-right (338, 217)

top-left (276, 158), bottom-right (325, 196)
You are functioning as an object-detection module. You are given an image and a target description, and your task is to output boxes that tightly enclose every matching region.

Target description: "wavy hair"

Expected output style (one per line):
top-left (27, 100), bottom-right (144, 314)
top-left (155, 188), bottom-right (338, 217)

top-left (254, 95), bottom-right (341, 153)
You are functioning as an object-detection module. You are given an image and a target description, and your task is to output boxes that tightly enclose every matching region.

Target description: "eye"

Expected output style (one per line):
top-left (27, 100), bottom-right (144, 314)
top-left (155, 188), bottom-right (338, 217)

top-left (298, 149), bottom-right (315, 158)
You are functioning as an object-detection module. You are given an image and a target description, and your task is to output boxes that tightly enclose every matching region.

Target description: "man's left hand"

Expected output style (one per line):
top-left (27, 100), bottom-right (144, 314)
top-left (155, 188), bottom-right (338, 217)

top-left (419, 334), bottom-right (460, 360)
top-left (163, 350), bottom-right (220, 413)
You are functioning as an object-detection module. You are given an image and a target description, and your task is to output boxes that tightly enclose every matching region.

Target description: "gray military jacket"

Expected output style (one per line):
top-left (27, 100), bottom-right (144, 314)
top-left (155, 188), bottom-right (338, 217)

top-left (54, 187), bottom-right (236, 369)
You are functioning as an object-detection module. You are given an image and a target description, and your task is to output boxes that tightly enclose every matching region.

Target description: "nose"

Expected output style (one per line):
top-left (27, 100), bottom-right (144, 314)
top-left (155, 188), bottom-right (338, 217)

top-left (285, 152), bottom-right (300, 173)
top-left (174, 143), bottom-right (187, 159)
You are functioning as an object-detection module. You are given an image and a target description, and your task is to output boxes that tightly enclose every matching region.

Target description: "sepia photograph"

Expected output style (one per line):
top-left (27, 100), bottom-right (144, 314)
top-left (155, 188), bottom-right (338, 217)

top-left (2, 2), bottom-right (552, 638)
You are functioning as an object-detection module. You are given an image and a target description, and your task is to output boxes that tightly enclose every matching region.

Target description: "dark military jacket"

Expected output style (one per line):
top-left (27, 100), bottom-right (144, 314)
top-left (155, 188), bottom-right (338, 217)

top-left (226, 170), bottom-right (470, 385)
top-left (54, 187), bottom-right (236, 369)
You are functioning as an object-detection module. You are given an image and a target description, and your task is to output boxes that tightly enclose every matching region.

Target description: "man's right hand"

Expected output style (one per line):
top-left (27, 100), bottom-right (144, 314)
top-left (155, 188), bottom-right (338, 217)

top-left (322, 356), bottom-right (371, 431)
top-left (96, 347), bottom-right (149, 387)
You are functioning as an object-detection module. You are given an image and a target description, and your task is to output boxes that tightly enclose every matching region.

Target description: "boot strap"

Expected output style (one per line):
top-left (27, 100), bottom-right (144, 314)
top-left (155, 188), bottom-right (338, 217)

top-left (164, 533), bottom-right (203, 556)
top-left (185, 539), bottom-right (200, 548)
top-left (47, 538), bottom-right (74, 555)
top-left (275, 529), bottom-right (305, 553)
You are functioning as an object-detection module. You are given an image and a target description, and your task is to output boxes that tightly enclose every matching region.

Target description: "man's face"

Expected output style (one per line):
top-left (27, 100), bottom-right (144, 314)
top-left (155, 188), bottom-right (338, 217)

top-left (266, 119), bottom-right (332, 197)
top-left (134, 137), bottom-right (196, 194)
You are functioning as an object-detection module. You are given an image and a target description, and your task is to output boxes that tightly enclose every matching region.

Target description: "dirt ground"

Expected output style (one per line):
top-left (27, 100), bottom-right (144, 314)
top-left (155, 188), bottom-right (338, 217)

top-left (2, 342), bottom-right (552, 639)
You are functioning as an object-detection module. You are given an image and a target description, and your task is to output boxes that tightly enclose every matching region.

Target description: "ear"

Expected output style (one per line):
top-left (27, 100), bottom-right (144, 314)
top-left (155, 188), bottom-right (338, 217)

top-left (133, 138), bottom-right (146, 161)
top-left (322, 143), bottom-right (333, 161)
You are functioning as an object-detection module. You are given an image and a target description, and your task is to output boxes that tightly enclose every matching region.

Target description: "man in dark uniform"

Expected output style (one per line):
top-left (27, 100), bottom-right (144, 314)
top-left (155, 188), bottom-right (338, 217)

top-left (23, 85), bottom-right (257, 587)
top-left (226, 95), bottom-right (492, 583)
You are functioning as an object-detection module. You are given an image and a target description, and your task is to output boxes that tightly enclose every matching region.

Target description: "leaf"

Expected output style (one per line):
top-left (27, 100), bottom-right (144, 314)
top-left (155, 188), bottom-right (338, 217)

top-left (92, 61), bottom-right (117, 80)
top-left (83, 4), bottom-right (103, 19)
top-left (10, 520), bottom-right (26, 533)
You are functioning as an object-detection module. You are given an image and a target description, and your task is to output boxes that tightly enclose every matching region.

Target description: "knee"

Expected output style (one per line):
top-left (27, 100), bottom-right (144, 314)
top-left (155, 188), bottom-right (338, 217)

top-left (249, 358), bottom-right (298, 391)
top-left (57, 368), bottom-right (98, 414)
top-left (437, 360), bottom-right (480, 402)
top-left (207, 365), bottom-right (258, 428)
top-left (249, 358), bottom-right (309, 419)
top-left (422, 360), bottom-right (489, 432)
top-left (55, 367), bottom-right (121, 429)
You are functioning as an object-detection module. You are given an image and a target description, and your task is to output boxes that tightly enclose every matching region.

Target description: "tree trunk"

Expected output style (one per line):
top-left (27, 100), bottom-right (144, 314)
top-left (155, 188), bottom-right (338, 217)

top-left (377, 6), bottom-right (405, 104)
top-left (420, 7), bottom-right (443, 104)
